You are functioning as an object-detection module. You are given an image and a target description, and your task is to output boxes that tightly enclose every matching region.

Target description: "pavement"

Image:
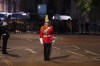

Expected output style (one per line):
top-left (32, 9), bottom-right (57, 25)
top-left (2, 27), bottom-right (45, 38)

top-left (0, 34), bottom-right (100, 66)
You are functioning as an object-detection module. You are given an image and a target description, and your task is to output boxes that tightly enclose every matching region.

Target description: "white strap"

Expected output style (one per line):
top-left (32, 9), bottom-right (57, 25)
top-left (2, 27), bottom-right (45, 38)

top-left (43, 27), bottom-right (50, 33)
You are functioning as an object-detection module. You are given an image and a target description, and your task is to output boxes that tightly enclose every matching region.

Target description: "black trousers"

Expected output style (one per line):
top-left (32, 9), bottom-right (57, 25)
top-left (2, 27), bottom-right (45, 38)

top-left (43, 43), bottom-right (51, 61)
top-left (2, 37), bottom-right (8, 54)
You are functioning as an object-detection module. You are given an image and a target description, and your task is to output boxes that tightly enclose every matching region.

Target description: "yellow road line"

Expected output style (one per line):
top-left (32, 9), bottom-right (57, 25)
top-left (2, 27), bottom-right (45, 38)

top-left (2, 59), bottom-right (11, 66)
top-left (0, 53), bottom-right (5, 58)
top-left (0, 53), bottom-right (13, 66)
top-left (3, 59), bottom-right (13, 66)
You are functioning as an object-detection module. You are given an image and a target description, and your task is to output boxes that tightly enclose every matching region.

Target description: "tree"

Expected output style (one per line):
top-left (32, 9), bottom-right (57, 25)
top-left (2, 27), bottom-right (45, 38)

top-left (90, 0), bottom-right (100, 21)
top-left (76, 0), bottom-right (92, 22)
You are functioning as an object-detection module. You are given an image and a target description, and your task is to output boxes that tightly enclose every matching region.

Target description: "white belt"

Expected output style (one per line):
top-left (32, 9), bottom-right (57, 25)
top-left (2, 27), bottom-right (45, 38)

top-left (43, 35), bottom-right (51, 37)
top-left (3, 34), bottom-right (6, 35)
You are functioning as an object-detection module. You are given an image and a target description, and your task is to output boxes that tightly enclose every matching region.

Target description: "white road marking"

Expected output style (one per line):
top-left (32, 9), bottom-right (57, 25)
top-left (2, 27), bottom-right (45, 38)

top-left (84, 50), bottom-right (99, 56)
top-left (25, 48), bottom-right (37, 53)
top-left (52, 46), bottom-right (60, 50)
top-left (71, 45), bottom-right (81, 49)
top-left (93, 58), bottom-right (100, 61)
top-left (67, 51), bottom-right (85, 56)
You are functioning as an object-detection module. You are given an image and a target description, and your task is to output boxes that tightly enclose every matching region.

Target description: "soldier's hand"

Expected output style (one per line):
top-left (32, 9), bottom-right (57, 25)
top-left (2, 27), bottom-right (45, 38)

top-left (40, 38), bottom-right (43, 44)
top-left (52, 37), bottom-right (55, 44)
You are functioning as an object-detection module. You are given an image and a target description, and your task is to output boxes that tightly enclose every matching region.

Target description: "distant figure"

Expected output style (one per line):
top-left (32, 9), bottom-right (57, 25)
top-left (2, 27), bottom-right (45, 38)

top-left (85, 23), bottom-right (89, 34)
top-left (40, 15), bottom-right (55, 61)
top-left (0, 19), bottom-right (2, 48)
top-left (2, 20), bottom-right (10, 54)
top-left (12, 20), bottom-right (17, 34)
top-left (80, 23), bottom-right (84, 34)
top-left (93, 24), bottom-right (97, 33)
top-left (67, 20), bottom-right (73, 35)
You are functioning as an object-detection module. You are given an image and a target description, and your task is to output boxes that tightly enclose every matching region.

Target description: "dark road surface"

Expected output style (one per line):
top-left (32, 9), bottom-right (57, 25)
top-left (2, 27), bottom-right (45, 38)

top-left (0, 34), bottom-right (100, 66)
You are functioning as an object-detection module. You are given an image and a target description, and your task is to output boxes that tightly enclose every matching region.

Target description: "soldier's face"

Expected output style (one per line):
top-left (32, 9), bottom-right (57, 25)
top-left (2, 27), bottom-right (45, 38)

top-left (45, 23), bottom-right (49, 26)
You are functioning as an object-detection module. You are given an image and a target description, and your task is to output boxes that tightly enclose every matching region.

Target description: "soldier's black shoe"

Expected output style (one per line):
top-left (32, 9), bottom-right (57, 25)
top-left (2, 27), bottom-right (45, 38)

top-left (2, 52), bottom-right (8, 54)
top-left (44, 59), bottom-right (50, 61)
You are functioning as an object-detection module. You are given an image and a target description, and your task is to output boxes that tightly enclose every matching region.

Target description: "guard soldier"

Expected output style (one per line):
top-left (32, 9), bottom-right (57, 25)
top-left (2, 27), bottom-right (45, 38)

top-left (0, 19), bottom-right (2, 48)
top-left (67, 19), bottom-right (73, 35)
top-left (2, 20), bottom-right (10, 54)
top-left (40, 15), bottom-right (55, 61)
top-left (85, 22), bottom-right (89, 34)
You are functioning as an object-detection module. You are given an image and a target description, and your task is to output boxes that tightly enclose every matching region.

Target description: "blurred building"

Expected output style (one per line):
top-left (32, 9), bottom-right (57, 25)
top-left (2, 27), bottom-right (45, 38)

top-left (0, 0), bottom-right (20, 12)
top-left (0, 0), bottom-right (80, 20)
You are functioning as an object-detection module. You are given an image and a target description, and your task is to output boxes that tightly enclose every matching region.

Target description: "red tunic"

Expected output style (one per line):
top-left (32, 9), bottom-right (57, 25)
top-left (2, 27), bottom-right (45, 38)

top-left (40, 25), bottom-right (55, 44)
